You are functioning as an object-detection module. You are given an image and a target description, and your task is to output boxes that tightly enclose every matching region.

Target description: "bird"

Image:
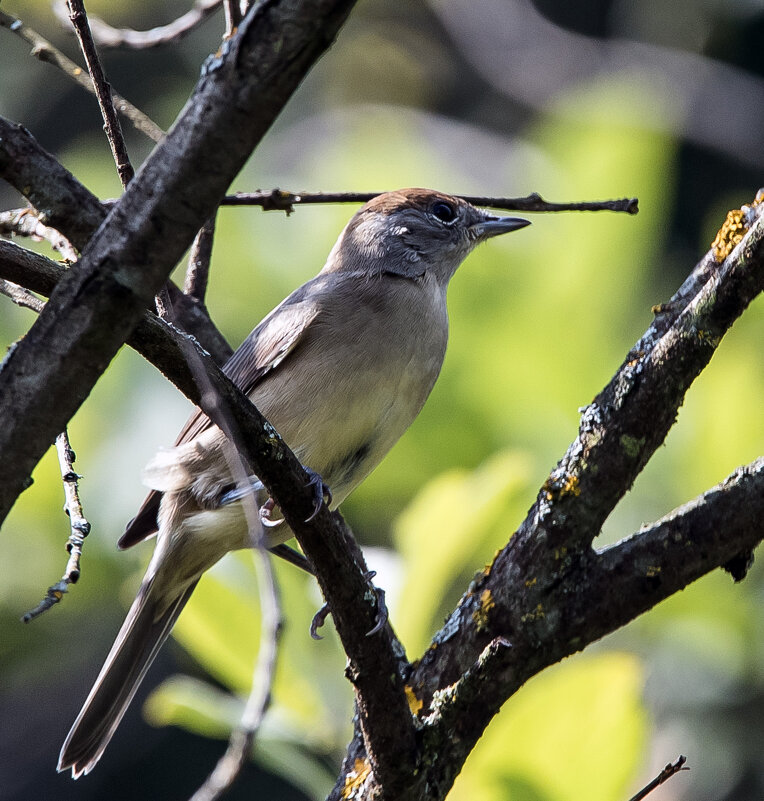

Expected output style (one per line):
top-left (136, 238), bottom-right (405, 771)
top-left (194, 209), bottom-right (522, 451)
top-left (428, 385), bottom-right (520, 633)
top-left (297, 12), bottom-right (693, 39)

top-left (58, 188), bottom-right (530, 778)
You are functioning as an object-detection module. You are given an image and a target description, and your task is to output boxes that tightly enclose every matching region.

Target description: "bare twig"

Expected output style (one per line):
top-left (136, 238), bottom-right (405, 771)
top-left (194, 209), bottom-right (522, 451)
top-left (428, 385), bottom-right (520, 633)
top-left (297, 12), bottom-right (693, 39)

top-left (221, 189), bottom-right (639, 215)
top-left (65, 0), bottom-right (134, 187)
top-left (53, 0), bottom-right (222, 49)
top-left (0, 279), bottom-right (45, 313)
top-left (156, 294), bottom-right (282, 801)
top-left (22, 430), bottom-right (91, 622)
top-left (0, 10), bottom-right (163, 143)
top-left (184, 216), bottom-right (217, 303)
top-left (627, 756), bottom-right (689, 801)
top-left (0, 208), bottom-right (79, 262)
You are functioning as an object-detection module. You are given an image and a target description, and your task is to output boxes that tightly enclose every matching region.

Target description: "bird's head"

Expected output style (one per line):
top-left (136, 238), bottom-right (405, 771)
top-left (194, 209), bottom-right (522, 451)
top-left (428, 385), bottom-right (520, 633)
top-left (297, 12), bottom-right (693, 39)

top-left (323, 188), bottom-right (530, 284)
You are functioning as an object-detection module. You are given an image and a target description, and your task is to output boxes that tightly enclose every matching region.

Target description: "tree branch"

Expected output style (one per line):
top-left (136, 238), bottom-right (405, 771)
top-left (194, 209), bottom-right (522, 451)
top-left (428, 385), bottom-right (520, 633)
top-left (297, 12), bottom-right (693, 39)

top-left (0, 116), bottom-right (107, 252)
top-left (65, 0), bottom-right (135, 187)
top-left (222, 188), bottom-right (638, 214)
top-left (52, 0), bottom-right (223, 50)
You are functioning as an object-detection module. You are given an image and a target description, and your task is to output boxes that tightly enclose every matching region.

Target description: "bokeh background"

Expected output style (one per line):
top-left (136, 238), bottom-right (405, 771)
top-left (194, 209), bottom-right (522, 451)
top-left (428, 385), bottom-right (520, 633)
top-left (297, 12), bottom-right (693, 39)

top-left (1, 1), bottom-right (762, 799)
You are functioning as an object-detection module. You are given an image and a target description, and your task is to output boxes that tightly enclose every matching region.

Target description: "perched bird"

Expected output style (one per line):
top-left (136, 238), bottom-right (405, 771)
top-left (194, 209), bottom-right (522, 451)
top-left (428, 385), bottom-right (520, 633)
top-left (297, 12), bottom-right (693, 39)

top-left (58, 188), bottom-right (530, 777)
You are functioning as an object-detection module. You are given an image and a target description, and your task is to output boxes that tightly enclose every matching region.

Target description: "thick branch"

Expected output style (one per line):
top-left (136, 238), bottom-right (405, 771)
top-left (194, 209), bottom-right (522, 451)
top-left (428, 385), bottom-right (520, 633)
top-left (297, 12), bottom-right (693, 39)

top-left (0, 117), bottom-right (106, 252)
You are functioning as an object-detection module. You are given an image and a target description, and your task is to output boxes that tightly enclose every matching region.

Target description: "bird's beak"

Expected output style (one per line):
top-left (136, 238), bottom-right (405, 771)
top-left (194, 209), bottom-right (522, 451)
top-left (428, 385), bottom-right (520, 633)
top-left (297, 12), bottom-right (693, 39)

top-left (469, 215), bottom-right (531, 240)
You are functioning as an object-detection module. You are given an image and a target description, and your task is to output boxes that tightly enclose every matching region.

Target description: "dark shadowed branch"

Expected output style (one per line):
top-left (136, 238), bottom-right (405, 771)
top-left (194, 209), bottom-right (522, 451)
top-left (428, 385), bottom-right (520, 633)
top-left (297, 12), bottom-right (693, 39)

top-left (0, 115), bottom-right (107, 252)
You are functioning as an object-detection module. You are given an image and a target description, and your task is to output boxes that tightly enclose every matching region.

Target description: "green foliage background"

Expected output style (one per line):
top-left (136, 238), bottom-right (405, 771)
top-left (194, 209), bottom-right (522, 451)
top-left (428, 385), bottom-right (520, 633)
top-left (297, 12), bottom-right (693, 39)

top-left (0, 1), bottom-right (762, 800)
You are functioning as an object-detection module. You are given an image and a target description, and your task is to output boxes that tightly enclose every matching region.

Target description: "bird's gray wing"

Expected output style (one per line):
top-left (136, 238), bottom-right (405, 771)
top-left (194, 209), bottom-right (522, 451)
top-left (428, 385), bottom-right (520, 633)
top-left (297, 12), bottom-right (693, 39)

top-left (119, 280), bottom-right (324, 548)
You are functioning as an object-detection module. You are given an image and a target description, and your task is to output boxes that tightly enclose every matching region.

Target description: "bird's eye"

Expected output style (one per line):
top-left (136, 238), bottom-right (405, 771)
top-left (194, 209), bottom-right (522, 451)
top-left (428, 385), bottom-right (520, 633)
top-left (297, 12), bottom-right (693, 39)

top-left (430, 201), bottom-right (457, 223)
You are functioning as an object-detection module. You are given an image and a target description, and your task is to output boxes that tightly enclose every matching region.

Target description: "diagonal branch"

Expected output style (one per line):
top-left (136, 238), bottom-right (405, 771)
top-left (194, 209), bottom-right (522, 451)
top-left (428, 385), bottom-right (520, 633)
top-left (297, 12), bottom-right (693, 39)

top-left (0, 116), bottom-right (107, 252)
top-left (65, 0), bottom-right (135, 187)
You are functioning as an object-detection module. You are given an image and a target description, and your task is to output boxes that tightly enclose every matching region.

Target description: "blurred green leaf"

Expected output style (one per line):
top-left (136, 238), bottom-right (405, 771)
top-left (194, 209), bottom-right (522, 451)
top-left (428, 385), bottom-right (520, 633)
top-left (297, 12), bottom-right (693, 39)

top-left (393, 450), bottom-right (535, 654)
top-left (145, 674), bottom-right (336, 800)
top-left (449, 653), bottom-right (647, 801)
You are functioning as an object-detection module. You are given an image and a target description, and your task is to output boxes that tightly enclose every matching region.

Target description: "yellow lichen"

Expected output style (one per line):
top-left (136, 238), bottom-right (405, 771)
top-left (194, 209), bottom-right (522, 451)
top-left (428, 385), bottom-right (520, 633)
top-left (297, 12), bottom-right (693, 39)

top-left (561, 473), bottom-right (581, 497)
top-left (525, 577), bottom-right (537, 588)
top-left (543, 473), bottom-right (581, 501)
top-left (646, 565), bottom-right (661, 577)
top-left (710, 191), bottom-right (762, 261)
top-left (472, 588), bottom-right (495, 631)
top-left (405, 684), bottom-right (423, 716)
top-left (342, 758), bottom-right (371, 798)
top-left (520, 603), bottom-right (545, 624)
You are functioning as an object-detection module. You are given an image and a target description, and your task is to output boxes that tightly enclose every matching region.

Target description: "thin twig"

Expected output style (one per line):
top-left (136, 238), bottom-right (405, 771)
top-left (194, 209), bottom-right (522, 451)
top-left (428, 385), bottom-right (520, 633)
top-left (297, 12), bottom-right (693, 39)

top-left (0, 279), bottom-right (45, 313)
top-left (221, 189), bottom-right (639, 215)
top-left (66, 0), bottom-right (134, 187)
top-left (156, 294), bottom-right (282, 801)
top-left (53, 0), bottom-right (222, 49)
top-left (627, 756), bottom-right (689, 801)
top-left (184, 216), bottom-right (217, 303)
top-left (0, 10), bottom-right (164, 143)
top-left (22, 430), bottom-right (91, 622)
top-left (0, 208), bottom-right (79, 262)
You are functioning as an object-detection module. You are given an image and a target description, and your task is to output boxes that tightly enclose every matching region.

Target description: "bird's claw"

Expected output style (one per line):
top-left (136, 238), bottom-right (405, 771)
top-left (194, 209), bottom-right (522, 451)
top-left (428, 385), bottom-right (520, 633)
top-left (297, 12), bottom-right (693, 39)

top-left (259, 497), bottom-right (284, 528)
top-left (309, 570), bottom-right (388, 640)
top-left (310, 603), bottom-right (331, 640)
top-left (363, 571), bottom-right (388, 637)
top-left (304, 468), bottom-right (332, 521)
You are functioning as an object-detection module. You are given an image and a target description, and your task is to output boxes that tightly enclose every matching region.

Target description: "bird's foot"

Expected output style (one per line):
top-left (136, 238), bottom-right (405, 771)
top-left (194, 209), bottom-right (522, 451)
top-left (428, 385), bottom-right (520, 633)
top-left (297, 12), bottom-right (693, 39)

top-left (304, 468), bottom-right (332, 521)
top-left (309, 571), bottom-right (388, 640)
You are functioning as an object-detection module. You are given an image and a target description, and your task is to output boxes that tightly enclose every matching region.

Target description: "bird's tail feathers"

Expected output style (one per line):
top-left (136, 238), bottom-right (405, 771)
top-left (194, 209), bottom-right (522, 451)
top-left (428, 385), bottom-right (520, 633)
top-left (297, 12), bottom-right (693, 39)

top-left (57, 576), bottom-right (198, 779)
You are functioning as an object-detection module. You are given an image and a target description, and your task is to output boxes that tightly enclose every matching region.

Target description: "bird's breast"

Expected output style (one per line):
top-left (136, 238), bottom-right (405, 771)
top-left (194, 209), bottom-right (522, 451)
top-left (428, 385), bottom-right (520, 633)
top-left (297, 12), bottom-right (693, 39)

top-left (253, 274), bottom-right (449, 504)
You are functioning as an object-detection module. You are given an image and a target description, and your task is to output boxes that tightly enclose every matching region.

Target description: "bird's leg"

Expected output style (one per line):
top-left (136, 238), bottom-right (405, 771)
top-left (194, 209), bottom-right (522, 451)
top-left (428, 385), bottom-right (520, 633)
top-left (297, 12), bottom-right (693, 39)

top-left (219, 476), bottom-right (264, 506)
top-left (310, 571), bottom-right (388, 640)
top-left (219, 468), bottom-right (330, 527)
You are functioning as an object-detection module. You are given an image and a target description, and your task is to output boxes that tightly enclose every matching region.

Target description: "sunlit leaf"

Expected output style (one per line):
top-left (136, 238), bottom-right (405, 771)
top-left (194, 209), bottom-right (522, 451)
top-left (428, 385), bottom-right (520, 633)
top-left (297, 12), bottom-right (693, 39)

top-left (449, 653), bottom-right (647, 801)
